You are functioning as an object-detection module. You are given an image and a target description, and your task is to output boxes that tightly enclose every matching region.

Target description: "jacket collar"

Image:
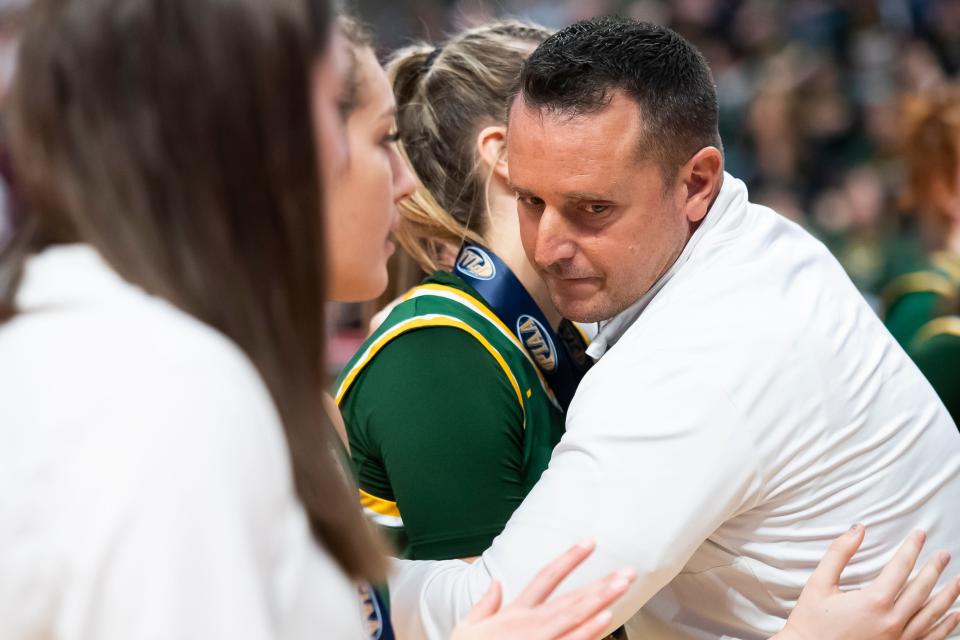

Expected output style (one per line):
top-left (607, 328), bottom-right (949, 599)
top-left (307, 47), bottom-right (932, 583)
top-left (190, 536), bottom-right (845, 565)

top-left (586, 172), bottom-right (748, 360)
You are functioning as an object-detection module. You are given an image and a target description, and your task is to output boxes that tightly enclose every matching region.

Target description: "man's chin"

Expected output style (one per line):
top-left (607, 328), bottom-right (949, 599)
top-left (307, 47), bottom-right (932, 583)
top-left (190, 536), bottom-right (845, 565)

top-left (549, 281), bottom-right (640, 323)
top-left (551, 292), bottom-right (614, 324)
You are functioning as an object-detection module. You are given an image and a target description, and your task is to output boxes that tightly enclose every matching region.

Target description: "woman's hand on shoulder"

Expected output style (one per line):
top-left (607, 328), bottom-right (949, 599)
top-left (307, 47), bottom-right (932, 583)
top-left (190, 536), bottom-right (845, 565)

top-left (778, 525), bottom-right (960, 640)
top-left (450, 540), bottom-right (634, 640)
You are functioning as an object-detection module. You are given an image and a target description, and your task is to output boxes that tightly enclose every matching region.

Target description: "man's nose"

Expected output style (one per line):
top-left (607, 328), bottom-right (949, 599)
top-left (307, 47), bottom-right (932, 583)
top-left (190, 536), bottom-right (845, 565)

top-left (534, 206), bottom-right (576, 269)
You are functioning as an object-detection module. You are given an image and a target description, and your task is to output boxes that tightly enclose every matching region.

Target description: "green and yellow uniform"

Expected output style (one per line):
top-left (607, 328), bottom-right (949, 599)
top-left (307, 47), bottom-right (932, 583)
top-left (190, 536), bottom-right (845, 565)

top-left (334, 271), bottom-right (565, 560)
top-left (909, 316), bottom-right (960, 427)
top-left (883, 251), bottom-right (960, 347)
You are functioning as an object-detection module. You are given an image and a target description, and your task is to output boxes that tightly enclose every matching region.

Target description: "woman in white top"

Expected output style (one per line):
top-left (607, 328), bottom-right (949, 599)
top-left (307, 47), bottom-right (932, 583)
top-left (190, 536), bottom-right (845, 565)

top-left (0, 0), bottom-right (382, 636)
top-left (0, 1), bottom-right (955, 639)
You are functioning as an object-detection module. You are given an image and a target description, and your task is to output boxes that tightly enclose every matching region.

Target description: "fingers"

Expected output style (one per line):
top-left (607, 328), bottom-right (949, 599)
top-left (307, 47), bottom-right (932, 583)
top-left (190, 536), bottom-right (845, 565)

top-left (461, 580), bottom-right (502, 625)
top-left (514, 539), bottom-right (597, 607)
top-left (895, 551), bottom-right (951, 623)
top-left (872, 530), bottom-right (927, 601)
top-left (806, 524), bottom-right (866, 593)
top-left (555, 610), bottom-right (613, 640)
top-left (536, 568), bottom-right (636, 640)
top-left (919, 611), bottom-right (960, 640)
top-left (904, 576), bottom-right (960, 639)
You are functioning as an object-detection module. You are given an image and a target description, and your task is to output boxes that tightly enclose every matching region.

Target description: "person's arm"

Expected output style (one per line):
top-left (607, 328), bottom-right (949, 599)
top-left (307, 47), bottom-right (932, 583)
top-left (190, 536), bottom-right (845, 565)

top-left (389, 354), bottom-right (762, 637)
top-left (345, 327), bottom-right (529, 560)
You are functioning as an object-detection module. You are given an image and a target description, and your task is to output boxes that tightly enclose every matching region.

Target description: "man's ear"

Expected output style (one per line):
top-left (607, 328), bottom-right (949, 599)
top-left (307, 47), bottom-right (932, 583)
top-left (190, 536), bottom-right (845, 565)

top-left (679, 146), bottom-right (724, 223)
top-left (477, 125), bottom-right (509, 181)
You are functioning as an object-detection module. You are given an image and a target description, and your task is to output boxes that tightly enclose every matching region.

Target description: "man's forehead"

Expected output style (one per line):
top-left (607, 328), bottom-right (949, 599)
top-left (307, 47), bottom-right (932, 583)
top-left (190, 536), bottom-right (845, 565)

top-left (508, 95), bottom-right (642, 156)
top-left (506, 153), bottom-right (627, 200)
top-left (507, 99), bottom-right (595, 140)
top-left (506, 95), bottom-right (644, 194)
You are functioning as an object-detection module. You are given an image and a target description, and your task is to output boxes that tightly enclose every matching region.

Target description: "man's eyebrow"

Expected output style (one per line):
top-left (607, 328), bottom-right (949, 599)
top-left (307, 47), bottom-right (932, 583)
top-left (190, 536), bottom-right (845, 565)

top-left (563, 191), bottom-right (613, 202)
top-left (507, 185), bottom-right (614, 202)
top-left (507, 182), bottom-right (536, 197)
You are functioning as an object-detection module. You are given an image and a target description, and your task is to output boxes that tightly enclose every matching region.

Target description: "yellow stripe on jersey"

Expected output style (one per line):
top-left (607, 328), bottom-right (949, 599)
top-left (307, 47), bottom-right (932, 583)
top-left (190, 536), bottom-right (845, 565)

top-left (932, 252), bottom-right (960, 285)
top-left (334, 314), bottom-right (525, 412)
top-left (404, 284), bottom-right (560, 409)
top-left (883, 272), bottom-right (957, 309)
top-left (913, 316), bottom-right (960, 346)
top-left (359, 489), bottom-right (404, 529)
top-left (359, 487), bottom-right (400, 517)
top-left (405, 284), bottom-right (520, 343)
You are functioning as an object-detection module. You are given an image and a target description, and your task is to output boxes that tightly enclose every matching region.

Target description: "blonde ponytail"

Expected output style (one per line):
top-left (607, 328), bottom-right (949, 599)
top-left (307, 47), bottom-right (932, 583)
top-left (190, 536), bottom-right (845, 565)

top-left (385, 21), bottom-right (551, 273)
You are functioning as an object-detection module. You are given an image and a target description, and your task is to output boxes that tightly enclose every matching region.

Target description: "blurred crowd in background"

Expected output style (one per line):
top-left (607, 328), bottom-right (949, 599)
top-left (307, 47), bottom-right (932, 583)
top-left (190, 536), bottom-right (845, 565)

top-left (326, 0), bottom-right (960, 378)
top-left (323, 6), bottom-right (960, 434)
top-left (0, 0), bottom-right (957, 384)
top-left (347, 0), bottom-right (958, 297)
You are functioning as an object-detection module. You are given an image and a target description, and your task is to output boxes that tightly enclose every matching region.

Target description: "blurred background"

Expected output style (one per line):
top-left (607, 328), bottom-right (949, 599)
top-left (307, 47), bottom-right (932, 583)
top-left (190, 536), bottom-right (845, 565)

top-left (329, 0), bottom-right (960, 370)
top-left (0, 0), bottom-right (957, 377)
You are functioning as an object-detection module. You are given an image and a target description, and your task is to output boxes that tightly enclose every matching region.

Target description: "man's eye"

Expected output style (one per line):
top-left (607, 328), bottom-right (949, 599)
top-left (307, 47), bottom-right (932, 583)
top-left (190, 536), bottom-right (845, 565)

top-left (587, 204), bottom-right (610, 214)
top-left (519, 196), bottom-right (544, 207)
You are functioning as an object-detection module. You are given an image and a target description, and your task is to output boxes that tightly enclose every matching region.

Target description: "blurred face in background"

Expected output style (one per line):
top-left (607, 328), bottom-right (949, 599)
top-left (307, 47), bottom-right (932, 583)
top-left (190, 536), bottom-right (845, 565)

top-left (323, 42), bottom-right (416, 302)
top-left (941, 135), bottom-right (960, 220)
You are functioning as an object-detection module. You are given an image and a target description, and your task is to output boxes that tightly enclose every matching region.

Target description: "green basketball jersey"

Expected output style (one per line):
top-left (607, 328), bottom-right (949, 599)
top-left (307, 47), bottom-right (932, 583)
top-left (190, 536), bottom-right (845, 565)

top-left (334, 271), bottom-right (566, 560)
top-left (883, 251), bottom-right (960, 347)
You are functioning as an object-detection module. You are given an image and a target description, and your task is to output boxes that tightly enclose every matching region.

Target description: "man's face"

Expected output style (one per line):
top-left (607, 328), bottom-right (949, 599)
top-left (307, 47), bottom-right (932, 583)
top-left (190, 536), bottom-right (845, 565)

top-left (508, 91), bottom-right (692, 323)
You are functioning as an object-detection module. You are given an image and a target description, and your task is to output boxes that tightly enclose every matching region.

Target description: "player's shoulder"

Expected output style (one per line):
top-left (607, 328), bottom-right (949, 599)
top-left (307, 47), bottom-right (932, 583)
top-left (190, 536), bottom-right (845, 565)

top-left (344, 323), bottom-right (511, 406)
top-left (338, 278), bottom-right (529, 404)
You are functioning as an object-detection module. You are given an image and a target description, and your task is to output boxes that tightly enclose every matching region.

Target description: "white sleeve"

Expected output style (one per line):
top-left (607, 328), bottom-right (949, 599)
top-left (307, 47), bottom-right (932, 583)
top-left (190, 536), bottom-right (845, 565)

top-left (389, 354), bottom-right (763, 638)
top-left (60, 342), bottom-right (347, 640)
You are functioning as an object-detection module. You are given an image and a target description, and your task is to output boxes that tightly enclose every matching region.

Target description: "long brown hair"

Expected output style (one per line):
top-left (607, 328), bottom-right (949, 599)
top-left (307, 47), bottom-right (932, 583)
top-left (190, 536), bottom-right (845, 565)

top-left (900, 82), bottom-right (960, 226)
top-left (386, 20), bottom-right (552, 272)
top-left (3, 0), bottom-right (385, 580)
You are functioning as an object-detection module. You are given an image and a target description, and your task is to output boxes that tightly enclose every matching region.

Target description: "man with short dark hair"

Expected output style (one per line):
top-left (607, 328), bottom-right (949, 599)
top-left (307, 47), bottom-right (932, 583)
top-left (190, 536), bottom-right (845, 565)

top-left (391, 17), bottom-right (960, 639)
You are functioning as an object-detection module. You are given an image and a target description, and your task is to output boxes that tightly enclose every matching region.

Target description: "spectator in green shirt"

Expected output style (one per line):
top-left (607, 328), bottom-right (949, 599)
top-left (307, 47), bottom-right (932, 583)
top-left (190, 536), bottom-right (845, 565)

top-left (911, 315), bottom-right (960, 426)
top-left (884, 83), bottom-right (960, 425)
